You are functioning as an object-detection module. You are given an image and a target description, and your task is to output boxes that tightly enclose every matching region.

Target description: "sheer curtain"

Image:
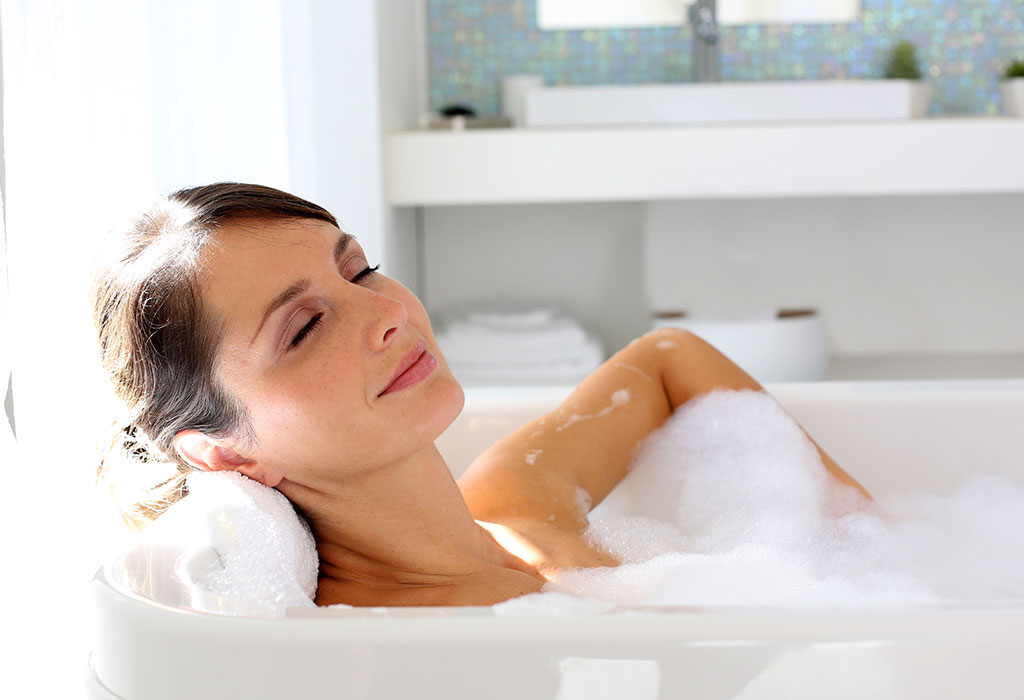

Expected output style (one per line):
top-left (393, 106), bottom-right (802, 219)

top-left (0, 1), bottom-right (369, 694)
top-left (0, 184), bottom-right (11, 465)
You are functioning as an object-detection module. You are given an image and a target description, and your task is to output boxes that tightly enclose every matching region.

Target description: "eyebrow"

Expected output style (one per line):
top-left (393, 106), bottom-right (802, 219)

top-left (249, 233), bottom-right (354, 345)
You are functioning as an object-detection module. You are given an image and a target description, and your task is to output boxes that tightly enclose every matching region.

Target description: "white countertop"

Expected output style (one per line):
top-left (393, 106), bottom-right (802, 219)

top-left (388, 118), bottom-right (1024, 205)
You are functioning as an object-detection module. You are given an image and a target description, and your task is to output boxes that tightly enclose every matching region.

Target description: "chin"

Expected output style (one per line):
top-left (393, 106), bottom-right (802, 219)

top-left (426, 370), bottom-right (465, 439)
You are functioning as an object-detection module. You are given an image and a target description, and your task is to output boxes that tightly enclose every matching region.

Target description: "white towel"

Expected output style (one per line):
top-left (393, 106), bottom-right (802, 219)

top-left (132, 470), bottom-right (320, 616)
top-left (440, 322), bottom-right (590, 364)
top-left (436, 303), bottom-right (604, 380)
top-left (451, 337), bottom-right (604, 384)
top-left (465, 306), bottom-right (557, 328)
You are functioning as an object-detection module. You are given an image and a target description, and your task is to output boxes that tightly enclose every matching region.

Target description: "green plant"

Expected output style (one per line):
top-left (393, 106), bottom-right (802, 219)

top-left (1006, 60), bottom-right (1024, 79)
top-left (885, 41), bottom-right (922, 80)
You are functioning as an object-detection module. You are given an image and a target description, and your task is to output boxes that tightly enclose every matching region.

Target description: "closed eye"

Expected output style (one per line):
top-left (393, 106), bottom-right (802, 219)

top-left (287, 264), bottom-right (381, 350)
top-left (290, 312), bottom-right (323, 348)
top-left (352, 263), bottom-right (380, 282)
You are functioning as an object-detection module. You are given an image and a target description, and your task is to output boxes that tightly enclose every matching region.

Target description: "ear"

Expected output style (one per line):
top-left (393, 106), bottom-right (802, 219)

top-left (173, 430), bottom-right (284, 488)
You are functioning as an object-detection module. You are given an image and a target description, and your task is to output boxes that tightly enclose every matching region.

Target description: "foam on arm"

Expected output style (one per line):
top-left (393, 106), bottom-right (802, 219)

top-left (653, 329), bottom-right (870, 499)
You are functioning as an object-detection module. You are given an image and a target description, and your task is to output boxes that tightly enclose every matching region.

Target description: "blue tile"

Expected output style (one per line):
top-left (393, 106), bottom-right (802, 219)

top-left (426, 0), bottom-right (1024, 116)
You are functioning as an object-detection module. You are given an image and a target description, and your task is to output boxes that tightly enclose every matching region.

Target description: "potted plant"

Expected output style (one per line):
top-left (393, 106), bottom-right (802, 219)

top-left (1002, 59), bottom-right (1024, 117)
top-left (884, 40), bottom-right (931, 117)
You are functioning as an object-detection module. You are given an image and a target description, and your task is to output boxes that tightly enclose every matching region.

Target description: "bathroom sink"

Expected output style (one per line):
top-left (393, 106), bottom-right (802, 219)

top-left (524, 80), bottom-right (931, 127)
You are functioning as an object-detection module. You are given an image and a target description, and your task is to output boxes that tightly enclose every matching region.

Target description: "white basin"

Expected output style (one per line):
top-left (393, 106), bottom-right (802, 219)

top-left (525, 80), bottom-right (931, 127)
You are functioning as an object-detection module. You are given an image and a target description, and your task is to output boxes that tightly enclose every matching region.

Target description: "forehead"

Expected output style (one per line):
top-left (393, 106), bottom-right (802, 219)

top-left (202, 217), bottom-right (337, 270)
top-left (198, 218), bottom-right (342, 332)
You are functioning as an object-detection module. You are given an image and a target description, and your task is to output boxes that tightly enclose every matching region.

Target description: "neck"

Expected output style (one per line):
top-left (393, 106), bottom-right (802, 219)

top-left (277, 443), bottom-right (541, 603)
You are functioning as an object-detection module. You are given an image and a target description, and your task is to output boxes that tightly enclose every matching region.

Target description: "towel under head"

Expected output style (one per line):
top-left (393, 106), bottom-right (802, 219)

top-left (124, 470), bottom-right (321, 616)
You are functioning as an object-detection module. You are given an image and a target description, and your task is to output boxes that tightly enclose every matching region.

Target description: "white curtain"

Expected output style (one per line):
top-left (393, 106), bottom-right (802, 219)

top-left (0, 1), bottom-right (375, 694)
top-left (0, 184), bottom-right (12, 463)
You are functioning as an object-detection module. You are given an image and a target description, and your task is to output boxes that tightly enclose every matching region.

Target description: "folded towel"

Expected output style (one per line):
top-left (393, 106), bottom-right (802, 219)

top-left (452, 366), bottom-right (597, 385)
top-left (452, 337), bottom-right (603, 372)
top-left (465, 306), bottom-right (557, 328)
top-left (439, 323), bottom-right (590, 364)
top-left (132, 470), bottom-right (320, 615)
top-left (437, 303), bottom-right (603, 370)
top-left (449, 337), bottom-right (604, 385)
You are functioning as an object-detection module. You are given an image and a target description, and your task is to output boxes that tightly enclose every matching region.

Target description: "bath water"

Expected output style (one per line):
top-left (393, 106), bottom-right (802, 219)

top-left (497, 389), bottom-right (1024, 614)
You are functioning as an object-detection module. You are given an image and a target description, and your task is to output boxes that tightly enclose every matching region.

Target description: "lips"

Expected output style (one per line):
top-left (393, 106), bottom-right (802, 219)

top-left (378, 340), bottom-right (436, 397)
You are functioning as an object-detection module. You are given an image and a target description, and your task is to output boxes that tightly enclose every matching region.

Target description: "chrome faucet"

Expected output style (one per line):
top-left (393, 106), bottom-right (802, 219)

top-left (688, 0), bottom-right (720, 82)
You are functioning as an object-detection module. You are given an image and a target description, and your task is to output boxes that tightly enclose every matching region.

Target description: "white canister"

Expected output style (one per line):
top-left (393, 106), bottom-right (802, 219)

top-left (1003, 79), bottom-right (1024, 117)
top-left (501, 74), bottom-right (545, 127)
top-left (651, 310), bottom-right (828, 382)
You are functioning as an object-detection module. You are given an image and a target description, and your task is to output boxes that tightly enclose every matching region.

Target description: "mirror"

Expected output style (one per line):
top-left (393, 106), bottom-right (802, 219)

top-left (537, 0), bottom-right (860, 29)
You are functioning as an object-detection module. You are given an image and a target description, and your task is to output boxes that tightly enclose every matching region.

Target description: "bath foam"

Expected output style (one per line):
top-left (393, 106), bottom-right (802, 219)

top-left (574, 485), bottom-right (594, 514)
top-left (497, 389), bottom-right (1024, 614)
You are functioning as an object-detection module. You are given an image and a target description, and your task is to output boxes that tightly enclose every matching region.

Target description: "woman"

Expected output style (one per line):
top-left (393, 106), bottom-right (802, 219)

top-left (94, 183), bottom-right (868, 607)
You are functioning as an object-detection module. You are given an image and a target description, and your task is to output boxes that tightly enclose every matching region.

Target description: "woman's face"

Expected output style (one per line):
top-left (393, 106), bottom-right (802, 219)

top-left (198, 217), bottom-right (464, 488)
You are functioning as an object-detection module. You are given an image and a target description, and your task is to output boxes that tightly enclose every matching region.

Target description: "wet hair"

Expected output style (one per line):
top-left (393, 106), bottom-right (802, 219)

top-left (92, 183), bottom-right (338, 530)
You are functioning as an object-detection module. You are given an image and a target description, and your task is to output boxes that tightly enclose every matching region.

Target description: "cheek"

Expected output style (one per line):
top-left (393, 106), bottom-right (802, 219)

top-left (263, 364), bottom-right (363, 422)
top-left (239, 356), bottom-right (364, 441)
top-left (246, 379), bottom-right (373, 468)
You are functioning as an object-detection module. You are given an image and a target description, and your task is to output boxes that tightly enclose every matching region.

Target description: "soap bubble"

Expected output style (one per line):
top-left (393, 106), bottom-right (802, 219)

top-left (504, 389), bottom-right (1024, 614)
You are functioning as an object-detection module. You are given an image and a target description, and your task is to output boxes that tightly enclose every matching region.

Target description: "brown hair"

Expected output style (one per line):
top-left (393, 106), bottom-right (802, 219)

top-left (93, 183), bottom-right (338, 530)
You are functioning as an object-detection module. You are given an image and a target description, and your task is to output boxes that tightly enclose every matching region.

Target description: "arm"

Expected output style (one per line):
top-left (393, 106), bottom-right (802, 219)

top-left (459, 329), bottom-right (869, 526)
top-left (654, 329), bottom-right (868, 499)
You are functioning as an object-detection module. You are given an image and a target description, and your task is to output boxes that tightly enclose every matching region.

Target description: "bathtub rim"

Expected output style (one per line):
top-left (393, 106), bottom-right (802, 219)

top-left (93, 565), bottom-right (1024, 644)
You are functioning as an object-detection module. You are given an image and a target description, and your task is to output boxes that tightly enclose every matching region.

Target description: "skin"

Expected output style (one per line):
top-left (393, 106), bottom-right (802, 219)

top-left (175, 217), bottom-right (870, 607)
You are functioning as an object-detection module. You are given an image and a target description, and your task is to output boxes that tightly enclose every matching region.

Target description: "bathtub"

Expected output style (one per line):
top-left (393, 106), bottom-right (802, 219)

top-left (88, 380), bottom-right (1024, 700)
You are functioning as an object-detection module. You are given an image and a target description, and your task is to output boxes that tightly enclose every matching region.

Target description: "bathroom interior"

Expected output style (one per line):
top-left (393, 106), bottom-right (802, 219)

top-left (407, 0), bottom-right (1024, 384)
top-left (2, 0), bottom-right (1024, 698)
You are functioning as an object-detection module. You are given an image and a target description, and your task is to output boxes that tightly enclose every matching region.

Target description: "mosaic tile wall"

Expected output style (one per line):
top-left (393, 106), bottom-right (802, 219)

top-left (427, 0), bottom-right (1024, 116)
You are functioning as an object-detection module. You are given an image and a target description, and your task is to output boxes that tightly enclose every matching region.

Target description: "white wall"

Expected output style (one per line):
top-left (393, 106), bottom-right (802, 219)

top-left (423, 202), bottom-right (650, 353)
top-left (423, 194), bottom-right (1024, 358)
top-left (645, 194), bottom-right (1024, 356)
top-left (377, 0), bottom-right (426, 293)
top-left (304, 0), bottom-right (397, 272)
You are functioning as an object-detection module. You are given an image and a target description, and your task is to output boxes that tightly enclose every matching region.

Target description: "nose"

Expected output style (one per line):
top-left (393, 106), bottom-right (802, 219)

top-left (366, 290), bottom-right (408, 351)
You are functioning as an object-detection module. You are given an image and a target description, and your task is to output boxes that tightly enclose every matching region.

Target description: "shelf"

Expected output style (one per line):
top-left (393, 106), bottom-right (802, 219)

top-left (387, 118), bottom-right (1024, 206)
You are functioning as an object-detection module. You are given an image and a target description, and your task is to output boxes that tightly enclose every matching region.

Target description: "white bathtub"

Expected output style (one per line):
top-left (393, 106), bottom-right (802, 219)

top-left (88, 380), bottom-right (1024, 700)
